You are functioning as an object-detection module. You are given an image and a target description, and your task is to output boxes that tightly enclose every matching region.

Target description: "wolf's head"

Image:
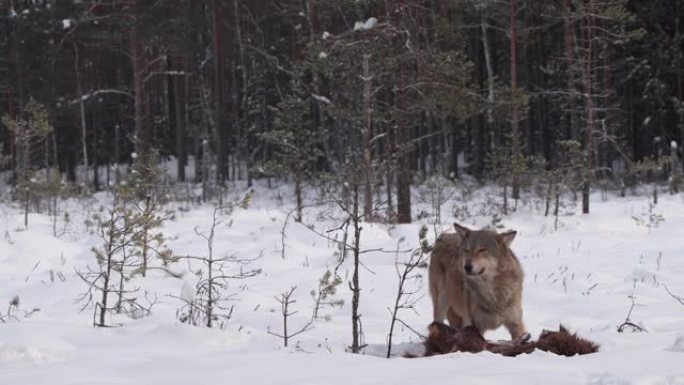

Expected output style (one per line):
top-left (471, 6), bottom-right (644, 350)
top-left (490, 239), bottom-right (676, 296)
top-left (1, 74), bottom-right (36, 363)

top-left (454, 223), bottom-right (517, 280)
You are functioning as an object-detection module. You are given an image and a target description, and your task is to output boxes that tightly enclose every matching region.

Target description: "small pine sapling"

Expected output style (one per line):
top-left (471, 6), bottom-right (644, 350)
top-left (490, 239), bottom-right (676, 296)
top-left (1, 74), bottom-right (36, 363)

top-left (631, 201), bottom-right (665, 233)
top-left (2, 99), bottom-right (55, 228)
top-left (176, 195), bottom-right (260, 328)
top-left (417, 175), bottom-right (457, 238)
top-left (131, 195), bottom-right (175, 277)
top-left (76, 196), bottom-right (152, 327)
top-left (303, 170), bottom-right (393, 353)
top-left (386, 235), bottom-right (429, 358)
top-left (121, 153), bottom-right (176, 277)
top-left (310, 270), bottom-right (344, 322)
top-left (543, 140), bottom-right (585, 230)
top-left (487, 140), bottom-right (546, 214)
top-left (258, 69), bottom-right (323, 222)
top-left (268, 286), bottom-right (314, 347)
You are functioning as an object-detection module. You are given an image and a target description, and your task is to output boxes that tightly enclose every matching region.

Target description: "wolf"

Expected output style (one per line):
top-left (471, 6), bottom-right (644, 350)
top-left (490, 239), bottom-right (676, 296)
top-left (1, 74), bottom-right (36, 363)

top-left (428, 223), bottom-right (527, 340)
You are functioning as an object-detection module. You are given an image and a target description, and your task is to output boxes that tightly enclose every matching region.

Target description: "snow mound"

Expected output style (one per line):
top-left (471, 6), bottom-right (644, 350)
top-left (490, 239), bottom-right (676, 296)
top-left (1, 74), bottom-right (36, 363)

top-left (669, 335), bottom-right (684, 352)
top-left (0, 341), bottom-right (72, 367)
top-left (586, 373), bottom-right (630, 385)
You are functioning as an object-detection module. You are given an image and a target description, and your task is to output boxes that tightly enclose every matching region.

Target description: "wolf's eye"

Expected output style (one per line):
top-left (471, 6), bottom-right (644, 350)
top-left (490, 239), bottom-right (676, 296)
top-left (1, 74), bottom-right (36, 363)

top-left (476, 248), bottom-right (487, 254)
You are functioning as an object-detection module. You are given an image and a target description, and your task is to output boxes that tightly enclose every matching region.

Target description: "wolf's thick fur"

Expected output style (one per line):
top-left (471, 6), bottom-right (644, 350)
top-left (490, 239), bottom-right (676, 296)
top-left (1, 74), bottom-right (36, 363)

top-left (428, 223), bottom-right (526, 339)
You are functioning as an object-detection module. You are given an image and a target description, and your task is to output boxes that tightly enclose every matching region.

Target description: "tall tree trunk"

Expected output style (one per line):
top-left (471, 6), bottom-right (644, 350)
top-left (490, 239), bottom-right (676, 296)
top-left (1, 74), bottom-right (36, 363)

top-left (481, 12), bottom-right (496, 150)
top-left (130, 7), bottom-right (149, 168)
top-left (305, 0), bottom-right (328, 171)
top-left (173, 54), bottom-right (186, 182)
top-left (362, 54), bottom-right (373, 220)
top-left (581, 0), bottom-right (594, 214)
top-left (601, 35), bottom-right (611, 179)
top-left (212, 0), bottom-right (227, 185)
top-left (234, 0), bottom-right (250, 186)
top-left (677, 0), bottom-right (684, 172)
top-left (165, 55), bottom-right (179, 180)
top-left (93, 103), bottom-right (100, 191)
top-left (396, 66), bottom-right (412, 224)
top-left (509, 0), bottom-right (521, 200)
top-left (385, 124), bottom-right (394, 222)
top-left (73, 41), bottom-right (89, 186)
top-left (114, 124), bottom-right (121, 183)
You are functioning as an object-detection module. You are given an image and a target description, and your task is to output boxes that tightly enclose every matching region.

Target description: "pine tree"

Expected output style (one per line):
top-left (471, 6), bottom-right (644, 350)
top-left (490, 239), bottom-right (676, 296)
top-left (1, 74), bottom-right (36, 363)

top-left (259, 70), bottom-right (323, 222)
top-left (2, 98), bottom-right (54, 228)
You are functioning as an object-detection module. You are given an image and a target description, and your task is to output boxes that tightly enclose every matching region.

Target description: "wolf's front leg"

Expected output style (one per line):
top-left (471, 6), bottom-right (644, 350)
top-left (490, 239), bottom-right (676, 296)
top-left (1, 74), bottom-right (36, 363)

top-left (431, 290), bottom-right (449, 323)
top-left (446, 307), bottom-right (464, 328)
top-left (504, 319), bottom-right (529, 342)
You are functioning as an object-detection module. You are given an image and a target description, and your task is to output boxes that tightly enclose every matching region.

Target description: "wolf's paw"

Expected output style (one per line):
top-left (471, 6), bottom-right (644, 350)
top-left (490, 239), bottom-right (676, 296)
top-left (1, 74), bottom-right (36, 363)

top-left (514, 333), bottom-right (531, 345)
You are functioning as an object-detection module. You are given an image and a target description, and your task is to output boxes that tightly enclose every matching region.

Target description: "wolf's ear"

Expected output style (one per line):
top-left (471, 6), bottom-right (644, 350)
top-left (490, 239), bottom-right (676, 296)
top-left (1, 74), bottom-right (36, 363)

top-left (454, 223), bottom-right (471, 238)
top-left (497, 231), bottom-right (517, 247)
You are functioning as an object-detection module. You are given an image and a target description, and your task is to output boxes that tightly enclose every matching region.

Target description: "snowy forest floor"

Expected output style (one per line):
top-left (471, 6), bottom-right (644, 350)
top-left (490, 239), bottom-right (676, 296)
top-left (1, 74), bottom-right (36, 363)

top-left (1, 181), bottom-right (684, 385)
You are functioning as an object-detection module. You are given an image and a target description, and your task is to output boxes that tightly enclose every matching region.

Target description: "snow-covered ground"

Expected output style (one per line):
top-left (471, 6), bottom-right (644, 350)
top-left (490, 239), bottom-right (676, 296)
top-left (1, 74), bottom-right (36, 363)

top-left (1, 182), bottom-right (684, 384)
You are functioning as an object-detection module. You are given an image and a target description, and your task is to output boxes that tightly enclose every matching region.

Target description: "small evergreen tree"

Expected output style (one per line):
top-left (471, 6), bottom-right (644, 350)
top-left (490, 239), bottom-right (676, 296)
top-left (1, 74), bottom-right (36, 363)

top-left (77, 196), bottom-right (139, 327)
top-left (259, 70), bottom-right (322, 222)
top-left (121, 152), bottom-right (175, 277)
top-left (2, 98), bottom-right (54, 228)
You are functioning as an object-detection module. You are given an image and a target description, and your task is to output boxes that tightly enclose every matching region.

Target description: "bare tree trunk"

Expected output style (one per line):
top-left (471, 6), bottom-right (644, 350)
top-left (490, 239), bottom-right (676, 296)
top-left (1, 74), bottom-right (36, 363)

top-left (677, 1), bottom-right (684, 172)
top-left (52, 132), bottom-right (59, 179)
top-left (385, 124), bottom-right (394, 222)
top-left (92, 109), bottom-right (100, 191)
top-left (350, 182), bottom-right (362, 353)
top-left (396, 66), bottom-right (412, 224)
top-left (174, 56), bottom-right (186, 182)
top-left (294, 161), bottom-right (303, 222)
top-left (305, 0), bottom-right (328, 171)
top-left (206, 256), bottom-right (214, 328)
top-left (564, 0), bottom-right (579, 141)
top-left (114, 124), bottom-right (121, 183)
top-left (130, 8), bottom-right (148, 167)
top-left (510, 0), bottom-right (521, 200)
top-left (581, 0), bottom-right (594, 214)
top-left (73, 41), bottom-right (89, 185)
top-left (201, 136), bottom-right (213, 201)
top-left (362, 54), bottom-right (373, 220)
top-left (481, 12), bottom-right (496, 149)
top-left (281, 295), bottom-right (289, 346)
top-left (98, 232), bottom-right (116, 327)
top-left (23, 188), bottom-right (28, 228)
top-left (17, 133), bottom-right (29, 228)
top-left (212, 0), bottom-right (227, 185)
top-left (234, 0), bottom-right (250, 186)
top-left (267, 286), bottom-right (312, 347)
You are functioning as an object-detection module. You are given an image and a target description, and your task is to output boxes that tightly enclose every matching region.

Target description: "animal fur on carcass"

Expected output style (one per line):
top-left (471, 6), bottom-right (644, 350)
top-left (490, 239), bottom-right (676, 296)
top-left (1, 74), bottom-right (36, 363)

top-left (424, 322), bottom-right (599, 357)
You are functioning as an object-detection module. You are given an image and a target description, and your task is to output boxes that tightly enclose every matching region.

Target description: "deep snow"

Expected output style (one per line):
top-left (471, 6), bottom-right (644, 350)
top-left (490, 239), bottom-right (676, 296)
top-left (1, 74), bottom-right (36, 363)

top-left (1, 182), bottom-right (684, 385)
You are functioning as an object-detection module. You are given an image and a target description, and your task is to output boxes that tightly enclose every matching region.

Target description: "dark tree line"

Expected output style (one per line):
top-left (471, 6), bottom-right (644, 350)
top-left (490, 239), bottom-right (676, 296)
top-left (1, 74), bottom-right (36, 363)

top-left (1, 0), bottom-right (682, 219)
